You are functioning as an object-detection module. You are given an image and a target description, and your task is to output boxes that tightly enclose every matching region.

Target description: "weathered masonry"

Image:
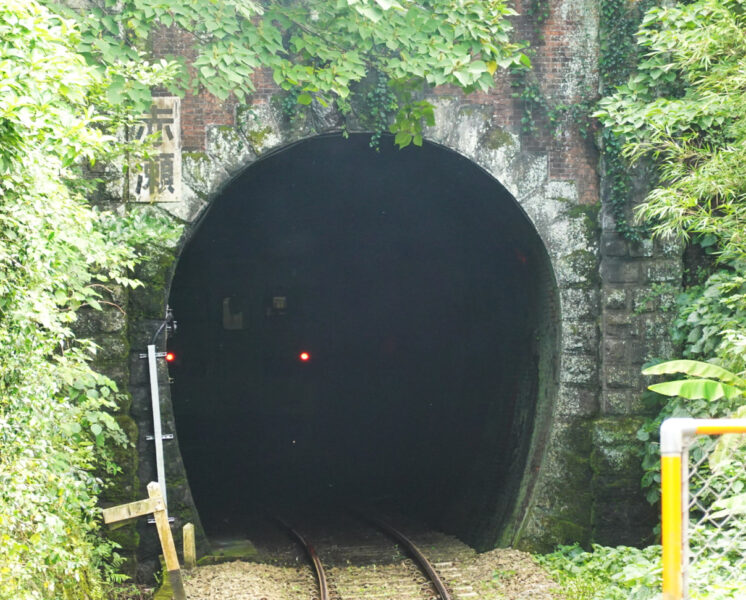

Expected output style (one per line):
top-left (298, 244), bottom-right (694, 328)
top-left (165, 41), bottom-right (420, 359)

top-left (87, 0), bottom-right (682, 579)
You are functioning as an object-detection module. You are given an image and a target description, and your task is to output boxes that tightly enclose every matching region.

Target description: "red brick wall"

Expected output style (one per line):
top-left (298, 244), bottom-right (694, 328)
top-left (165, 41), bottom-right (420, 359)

top-left (151, 26), bottom-right (236, 150)
top-left (152, 1), bottom-right (599, 204)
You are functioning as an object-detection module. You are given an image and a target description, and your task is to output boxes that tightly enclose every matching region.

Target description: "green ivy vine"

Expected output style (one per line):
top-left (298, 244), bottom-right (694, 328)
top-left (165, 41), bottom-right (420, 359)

top-left (525, 0), bottom-right (551, 40)
top-left (598, 0), bottom-right (657, 242)
top-left (278, 71), bottom-right (406, 150)
top-left (365, 74), bottom-right (399, 149)
top-left (509, 59), bottom-right (594, 140)
top-left (511, 0), bottom-right (658, 241)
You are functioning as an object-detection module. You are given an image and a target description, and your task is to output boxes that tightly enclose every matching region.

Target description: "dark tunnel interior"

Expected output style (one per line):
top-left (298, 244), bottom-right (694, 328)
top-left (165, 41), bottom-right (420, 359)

top-left (168, 134), bottom-right (558, 548)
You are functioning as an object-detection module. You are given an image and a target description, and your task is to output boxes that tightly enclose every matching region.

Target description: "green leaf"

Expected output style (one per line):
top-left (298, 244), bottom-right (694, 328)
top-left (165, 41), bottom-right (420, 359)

top-left (710, 492), bottom-right (746, 519)
top-left (106, 75), bottom-right (126, 104)
top-left (357, 5), bottom-right (383, 22)
top-left (200, 65), bottom-right (217, 78)
top-left (647, 379), bottom-right (743, 401)
top-left (452, 70), bottom-right (470, 86)
top-left (374, 0), bottom-right (403, 10)
top-left (394, 130), bottom-right (412, 148)
top-left (642, 359), bottom-right (746, 387)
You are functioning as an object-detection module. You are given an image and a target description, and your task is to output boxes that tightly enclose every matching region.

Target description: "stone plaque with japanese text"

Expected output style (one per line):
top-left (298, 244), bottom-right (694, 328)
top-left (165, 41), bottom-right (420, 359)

top-left (129, 97), bottom-right (181, 203)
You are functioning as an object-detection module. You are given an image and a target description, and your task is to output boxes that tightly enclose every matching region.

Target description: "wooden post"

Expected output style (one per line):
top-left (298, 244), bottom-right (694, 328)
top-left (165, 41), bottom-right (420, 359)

top-left (183, 523), bottom-right (196, 570)
top-left (147, 482), bottom-right (187, 600)
top-left (102, 497), bottom-right (157, 525)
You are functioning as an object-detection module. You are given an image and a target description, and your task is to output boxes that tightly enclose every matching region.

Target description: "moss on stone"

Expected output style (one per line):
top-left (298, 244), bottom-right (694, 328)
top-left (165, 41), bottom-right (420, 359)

top-left (482, 126), bottom-right (515, 150)
top-left (563, 249), bottom-right (600, 289)
top-left (129, 248), bottom-right (176, 320)
top-left (107, 523), bottom-right (140, 554)
top-left (590, 418), bottom-right (646, 474)
top-left (183, 151), bottom-right (209, 161)
top-left (90, 332), bottom-right (130, 360)
top-left (543, 518), bottom-right (591, 548)
top-left (567, 201), bottom-right (600, 223)
top-left (244, 125), bottom-right (272, 148)
top-left (562, 199), bottom-right (601, 246)
top-left (181, 152), bottom-right (212, 198)
top-left (591, 416), bottom-right (645, 446)
top-left (152, 558), bottom-right (173, 600)
top-left (198, 539), bottom-right (259, 564)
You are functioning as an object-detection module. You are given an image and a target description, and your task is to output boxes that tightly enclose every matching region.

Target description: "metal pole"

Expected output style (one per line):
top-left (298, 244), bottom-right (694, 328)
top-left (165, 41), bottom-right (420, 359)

top-left (660, 418), bottom-right (691, 600)
top-left (148, 343), bottom-right (167, 507)
top-left (661, 452), bottom-right (683, 600)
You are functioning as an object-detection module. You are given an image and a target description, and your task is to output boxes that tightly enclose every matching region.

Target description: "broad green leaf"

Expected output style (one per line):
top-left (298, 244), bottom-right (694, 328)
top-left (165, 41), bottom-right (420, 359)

top-left (357, 5), bottom-right (382, 22)
top-left (394, 130), bottom-right (412, 148)
top-left (647, 378), bottom-right (743, 401)
top-left (374, 0), bottom-right (403, 9)
top-left (710, 492), bottom-right (746, 519)
top-left (642, 359), bottom-right (746, 387)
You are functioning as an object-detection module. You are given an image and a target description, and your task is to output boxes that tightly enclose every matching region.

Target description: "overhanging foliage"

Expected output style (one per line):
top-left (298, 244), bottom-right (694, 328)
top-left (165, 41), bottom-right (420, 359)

top-left (62, 0), bottom-right (529, 147)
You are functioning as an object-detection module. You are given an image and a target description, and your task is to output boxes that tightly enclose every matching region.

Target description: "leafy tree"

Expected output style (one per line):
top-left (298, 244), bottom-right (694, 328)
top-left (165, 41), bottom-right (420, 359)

top-left (595, 0), bottom-right (746, 263)
top-left (596, 2), bottom-right (746, 567)
top-left (0, 0), bottom-right (176, 597)
top-left (61, 0), bottom-right (529, 147)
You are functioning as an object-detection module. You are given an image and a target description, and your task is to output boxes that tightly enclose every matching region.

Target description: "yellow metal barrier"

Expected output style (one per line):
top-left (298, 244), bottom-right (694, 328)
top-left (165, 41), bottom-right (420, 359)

top-left (660, 418), bottom-right (746, 600)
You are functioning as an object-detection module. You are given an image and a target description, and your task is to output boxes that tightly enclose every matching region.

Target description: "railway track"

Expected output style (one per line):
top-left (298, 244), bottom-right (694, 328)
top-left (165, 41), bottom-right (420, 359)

top-left (277, 512), bottom-right (457, 600)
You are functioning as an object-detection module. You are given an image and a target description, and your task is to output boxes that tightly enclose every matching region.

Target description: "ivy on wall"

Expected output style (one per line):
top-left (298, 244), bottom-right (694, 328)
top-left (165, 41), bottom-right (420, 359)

top-left (510, 0), bottom-right (657, 242)
top-left (598, 0), bottom-right (657, 242)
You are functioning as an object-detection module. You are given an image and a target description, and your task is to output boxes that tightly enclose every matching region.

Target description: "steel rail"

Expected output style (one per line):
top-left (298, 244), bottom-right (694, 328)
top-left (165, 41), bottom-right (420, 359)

top-left (276, 517), bottom-right (330, 600)
top-left (368, 516), bottom-right (453, 600)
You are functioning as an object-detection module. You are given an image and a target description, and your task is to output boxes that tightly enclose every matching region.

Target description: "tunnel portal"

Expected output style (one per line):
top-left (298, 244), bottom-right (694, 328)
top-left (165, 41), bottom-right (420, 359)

top-left (168, 135), bottom-right (558, 548)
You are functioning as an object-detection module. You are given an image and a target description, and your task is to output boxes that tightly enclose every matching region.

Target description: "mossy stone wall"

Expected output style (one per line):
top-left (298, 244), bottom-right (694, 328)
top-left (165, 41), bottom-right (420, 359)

top-left (76, 0), bottom-right (682, 578)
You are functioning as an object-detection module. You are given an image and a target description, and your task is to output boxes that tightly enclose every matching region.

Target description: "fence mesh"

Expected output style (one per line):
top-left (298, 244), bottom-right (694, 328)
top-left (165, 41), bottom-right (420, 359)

top-left (685, 433), bottom-right (746, 598)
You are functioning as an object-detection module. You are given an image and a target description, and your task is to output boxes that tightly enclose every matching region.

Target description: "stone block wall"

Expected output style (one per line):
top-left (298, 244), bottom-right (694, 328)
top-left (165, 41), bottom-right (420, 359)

top-left (78, 0), bottom-right (684, 576)
top-left (594, 205), bottom-right (682, 544)
top-left (74, 286), bottom-right (141, 577)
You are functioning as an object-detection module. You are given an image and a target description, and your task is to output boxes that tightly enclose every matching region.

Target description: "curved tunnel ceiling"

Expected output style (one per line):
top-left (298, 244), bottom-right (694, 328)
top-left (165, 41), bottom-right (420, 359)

top-left (168, 134), bottom-right (559, 548)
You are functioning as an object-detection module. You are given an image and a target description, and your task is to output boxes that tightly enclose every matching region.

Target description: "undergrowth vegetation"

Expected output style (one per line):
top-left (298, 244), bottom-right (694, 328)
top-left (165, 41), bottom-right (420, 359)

top-left (0, 1), bottom-right (176, 597)
top-left (539, 544), bottom-right (661, 600)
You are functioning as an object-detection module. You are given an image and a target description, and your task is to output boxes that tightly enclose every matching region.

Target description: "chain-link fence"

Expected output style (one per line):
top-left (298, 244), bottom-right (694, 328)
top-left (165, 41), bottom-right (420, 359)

top-left (661, 418), bottom-right (746, 600)
top-left (685, 432), bottom-right (746, 598)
